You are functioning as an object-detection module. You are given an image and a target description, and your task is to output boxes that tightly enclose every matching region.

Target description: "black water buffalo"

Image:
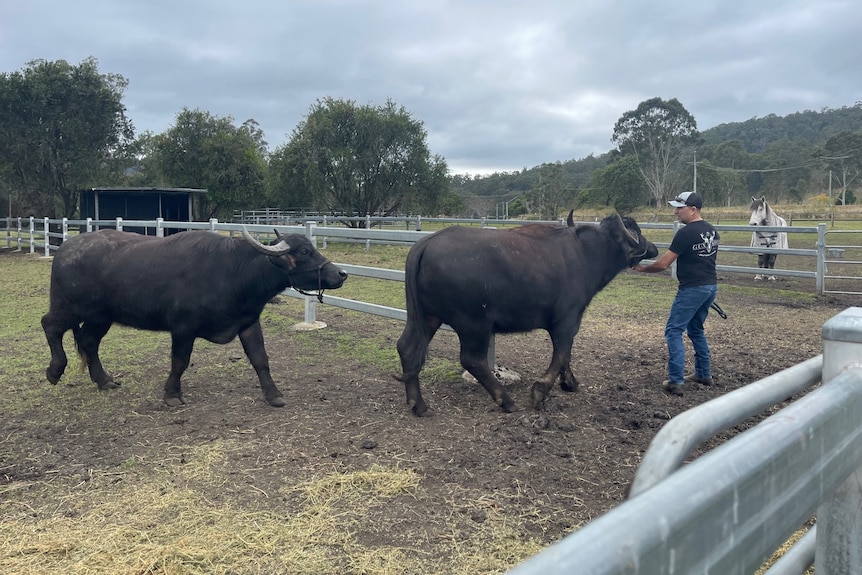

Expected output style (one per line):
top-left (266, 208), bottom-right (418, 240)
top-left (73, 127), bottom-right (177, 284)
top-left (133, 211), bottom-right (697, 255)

top-left (41, 228), bottom-right (347, 407)
top-left (395, 213), bottom-right (658, 416)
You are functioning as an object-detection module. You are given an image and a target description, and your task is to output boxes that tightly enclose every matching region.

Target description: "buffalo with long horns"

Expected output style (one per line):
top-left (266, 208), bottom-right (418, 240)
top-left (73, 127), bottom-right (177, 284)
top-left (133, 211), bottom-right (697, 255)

top-left (41, 228), bottom-right (347, 407)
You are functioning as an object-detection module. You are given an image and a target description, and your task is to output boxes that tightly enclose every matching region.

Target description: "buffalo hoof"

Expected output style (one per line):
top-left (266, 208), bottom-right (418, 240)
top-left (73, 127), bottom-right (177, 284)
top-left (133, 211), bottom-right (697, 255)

top-left (266, 396), bottom-right (286, 408)
top-left (163, 396), bottom-right (186, 407)
top-left (97, 380), bottom-right (120, 390)
top-left (531, 389), bottom-right (548, 411)
top-left (46, 367), bottom-right (62, 385)
top-left (499, 396), bottom-right (516, 413)
top-left (410, 401), bottom-right (432, 417)
top-left (560, 377), bottom-right (579, 393)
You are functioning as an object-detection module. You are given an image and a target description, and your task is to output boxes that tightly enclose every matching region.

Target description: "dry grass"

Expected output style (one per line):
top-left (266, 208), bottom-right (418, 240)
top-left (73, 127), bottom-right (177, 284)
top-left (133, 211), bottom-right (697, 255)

top-left (0, 456), bottom-right (418, 575)
top-left (0, 437), bottom-right (548, 575)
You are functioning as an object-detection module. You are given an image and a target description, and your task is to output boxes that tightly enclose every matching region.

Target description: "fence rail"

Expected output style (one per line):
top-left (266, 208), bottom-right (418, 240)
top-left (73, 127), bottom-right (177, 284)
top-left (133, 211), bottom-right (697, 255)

top-left (508, 308), bottom-right (862, 575)
top-left (4, 215), bottom-right (859, 297)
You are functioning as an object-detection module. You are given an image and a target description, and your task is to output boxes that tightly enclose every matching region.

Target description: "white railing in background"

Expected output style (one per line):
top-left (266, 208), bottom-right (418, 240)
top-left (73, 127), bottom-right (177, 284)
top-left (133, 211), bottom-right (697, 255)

top-left (4, 214), bottom-right (858, 296)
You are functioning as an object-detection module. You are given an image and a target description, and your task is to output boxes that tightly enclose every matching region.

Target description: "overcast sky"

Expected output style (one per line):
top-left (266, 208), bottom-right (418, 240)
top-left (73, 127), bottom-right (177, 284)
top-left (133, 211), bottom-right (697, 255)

top-left (2, 1), bottom-right (860, 175)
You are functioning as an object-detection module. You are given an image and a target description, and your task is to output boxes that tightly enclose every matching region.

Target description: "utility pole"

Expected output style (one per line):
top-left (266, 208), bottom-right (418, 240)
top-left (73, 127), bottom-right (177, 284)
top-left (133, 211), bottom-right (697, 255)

top-left (693, 150), bottom-right (697, 193)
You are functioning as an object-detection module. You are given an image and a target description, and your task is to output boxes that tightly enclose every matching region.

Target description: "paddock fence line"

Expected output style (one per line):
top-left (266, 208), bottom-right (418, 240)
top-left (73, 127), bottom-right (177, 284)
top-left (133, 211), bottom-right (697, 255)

top-left (4, 215), bottom-right (859, 297)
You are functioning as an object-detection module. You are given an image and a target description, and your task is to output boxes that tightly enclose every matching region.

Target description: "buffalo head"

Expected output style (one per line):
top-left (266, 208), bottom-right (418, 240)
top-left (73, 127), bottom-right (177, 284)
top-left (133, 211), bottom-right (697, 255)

top-left (600, 214), bottom-right (658, 266)
top-left (241, 227), bottom-right (347, 295)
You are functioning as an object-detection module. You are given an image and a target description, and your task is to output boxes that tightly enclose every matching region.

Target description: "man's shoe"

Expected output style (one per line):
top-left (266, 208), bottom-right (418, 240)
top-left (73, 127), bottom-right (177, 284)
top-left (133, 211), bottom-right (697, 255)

top-left (662, 380), bottom-right (684, 396)
top-left (684, 374), bottom-right (714, 385)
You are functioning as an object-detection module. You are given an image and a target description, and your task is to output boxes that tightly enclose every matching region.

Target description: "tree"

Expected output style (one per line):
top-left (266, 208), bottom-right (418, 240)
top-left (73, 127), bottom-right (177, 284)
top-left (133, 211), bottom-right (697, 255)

top-left (579, 156), bottom-right (648, 212)
top-left (755, 140), bottom-right (817, 202)
top-left (271, 97), bottom-right (448, 224)
top-left (149, 109), bottom-right (268, 219)
top-left (823, 131), bottom-right (862, 205)
top-left (699, 141), bottom-right (750, 206)
top-left (529, 162), bottom-right (574, 219)
top-left (0, 58), bottom-right (134, 217)
top-left (611, 97), bottom-right (699, 208)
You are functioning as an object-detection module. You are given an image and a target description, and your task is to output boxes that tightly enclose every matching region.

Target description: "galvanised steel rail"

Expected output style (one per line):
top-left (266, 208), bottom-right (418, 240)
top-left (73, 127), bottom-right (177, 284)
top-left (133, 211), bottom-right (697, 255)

top-left (507, 307), bottom-right (862, 575)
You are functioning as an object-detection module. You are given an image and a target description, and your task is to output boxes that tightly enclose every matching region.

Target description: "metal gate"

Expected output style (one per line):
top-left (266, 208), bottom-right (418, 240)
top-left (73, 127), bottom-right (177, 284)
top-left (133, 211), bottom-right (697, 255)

top-left (824, 229), bottom-right (862, 295)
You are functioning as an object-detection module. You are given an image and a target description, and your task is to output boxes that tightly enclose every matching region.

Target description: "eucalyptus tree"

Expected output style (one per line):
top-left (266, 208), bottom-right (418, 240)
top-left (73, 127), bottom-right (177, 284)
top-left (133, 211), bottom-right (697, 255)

top-left (699, 140), bottom-right (750, 206)
top-left (149, 109), bottom-right (268, 219)
top-left (756, 140), bottom-right (818, 202)
top-left (822, 130), bottom-right (862, 205)
top-left (529, 162), bottom-right (573, 220)
top-left (611, 97), bottom-right (699, 207)
top-left (0, 57), bottom-right (134, 217)
top-left (270, 97), bottom-right (448, 223)
top-left (580, 155), bottom-right (648, 212)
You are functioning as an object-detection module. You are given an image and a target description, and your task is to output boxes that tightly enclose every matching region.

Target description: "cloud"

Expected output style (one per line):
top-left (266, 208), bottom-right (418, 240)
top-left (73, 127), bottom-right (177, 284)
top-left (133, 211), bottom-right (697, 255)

top-left (2, 0), bottom-right (860, 175)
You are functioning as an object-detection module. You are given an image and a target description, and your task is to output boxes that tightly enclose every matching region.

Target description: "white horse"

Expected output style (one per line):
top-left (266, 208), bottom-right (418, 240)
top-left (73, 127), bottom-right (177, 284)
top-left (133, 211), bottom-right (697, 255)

top-left (749, 196), bottom-right (788, 281)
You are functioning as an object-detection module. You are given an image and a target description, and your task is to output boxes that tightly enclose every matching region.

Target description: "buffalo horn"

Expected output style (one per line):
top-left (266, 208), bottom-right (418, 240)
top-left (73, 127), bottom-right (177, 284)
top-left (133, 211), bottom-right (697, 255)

top-left (241, 226), bottom-right (291, 255)
top-left (566, 210), bottom-right (575, 227)
top-left (616, 214), bottom-right (640, 246)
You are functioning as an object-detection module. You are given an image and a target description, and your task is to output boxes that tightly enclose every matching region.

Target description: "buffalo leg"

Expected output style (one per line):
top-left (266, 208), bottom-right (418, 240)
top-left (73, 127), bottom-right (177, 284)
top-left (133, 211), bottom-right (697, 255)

top-left (459, 333), bottom-right (515, 413)
top-left (76, 321), bottom-right (117, 390)
top-left (558, 364), bottom-right (579, 392)
top-left (396, 316), bottom-right (441, 417)
top-left (532, 325), bottom-right (579, 409)
top-left (164, 334), bottom-right (194, 407)
top-left (239, 321), bottom-right (285, 408)
top-left (41, 313), bottom-right (70, 384)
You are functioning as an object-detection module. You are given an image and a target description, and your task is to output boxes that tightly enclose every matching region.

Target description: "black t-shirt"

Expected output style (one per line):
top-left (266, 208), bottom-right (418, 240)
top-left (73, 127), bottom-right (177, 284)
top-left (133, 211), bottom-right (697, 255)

top-left (669, 220), bottom-right (719, 288)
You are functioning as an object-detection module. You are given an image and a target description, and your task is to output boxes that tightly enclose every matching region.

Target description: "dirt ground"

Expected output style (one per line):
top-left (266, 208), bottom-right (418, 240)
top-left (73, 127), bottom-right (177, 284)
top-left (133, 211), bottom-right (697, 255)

top-left (2, 245), bottom-right (861, 573)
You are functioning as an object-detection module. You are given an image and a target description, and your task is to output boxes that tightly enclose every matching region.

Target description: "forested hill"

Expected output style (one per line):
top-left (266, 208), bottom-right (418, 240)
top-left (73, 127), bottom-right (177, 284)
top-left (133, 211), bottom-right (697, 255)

top-left (453, 104), bottom-right (862, 198)
top-left (700, 104), bottom-right (862, 153)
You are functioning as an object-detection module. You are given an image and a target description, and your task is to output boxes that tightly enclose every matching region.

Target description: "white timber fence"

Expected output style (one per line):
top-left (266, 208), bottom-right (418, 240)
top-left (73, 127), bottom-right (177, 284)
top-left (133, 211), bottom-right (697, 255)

top-left (3, 215), bottom-right (860, 297)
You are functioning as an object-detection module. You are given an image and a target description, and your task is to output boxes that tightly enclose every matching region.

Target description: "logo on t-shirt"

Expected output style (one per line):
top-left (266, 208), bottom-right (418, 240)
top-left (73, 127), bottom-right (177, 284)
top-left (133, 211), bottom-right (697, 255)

top-left (693, 231), bottom-right (718, 257)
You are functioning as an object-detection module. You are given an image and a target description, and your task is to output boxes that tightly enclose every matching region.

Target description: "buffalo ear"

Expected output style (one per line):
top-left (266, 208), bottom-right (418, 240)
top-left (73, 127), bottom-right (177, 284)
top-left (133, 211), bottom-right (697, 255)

top-left (752, 196), bottom-right (758, 202)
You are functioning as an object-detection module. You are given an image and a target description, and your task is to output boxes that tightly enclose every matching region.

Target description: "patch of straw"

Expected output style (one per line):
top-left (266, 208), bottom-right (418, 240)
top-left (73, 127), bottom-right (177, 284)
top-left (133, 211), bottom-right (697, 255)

top-left (0, 463), bottom-right (428, 575)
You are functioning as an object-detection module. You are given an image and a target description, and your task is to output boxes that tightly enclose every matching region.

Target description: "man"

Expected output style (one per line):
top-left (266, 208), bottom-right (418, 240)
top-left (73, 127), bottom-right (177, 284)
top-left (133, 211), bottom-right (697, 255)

top-left (631, 191), bottom-right (719, 396)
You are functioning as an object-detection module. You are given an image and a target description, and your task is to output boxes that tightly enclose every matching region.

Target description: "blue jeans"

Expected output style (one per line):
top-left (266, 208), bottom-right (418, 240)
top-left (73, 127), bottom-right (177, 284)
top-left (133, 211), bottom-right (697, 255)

top-left (665, 284), bottom-right (718, 384)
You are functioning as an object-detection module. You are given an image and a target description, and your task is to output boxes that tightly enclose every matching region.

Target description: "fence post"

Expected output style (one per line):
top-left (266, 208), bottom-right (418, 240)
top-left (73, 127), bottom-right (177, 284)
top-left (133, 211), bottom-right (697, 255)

top-left (43, 217), bottom-right (50, 257)
top-left (302, 221), bottom-right (318, 326)
top-left (816, 223), bottom-right (827, 295)
top-left (86, 217), bottom-right (93, 233)
top-left (62, 217), bottom-right (68, 243)
top-left (116, 217), bottom-right (123, 231)
top-left (156, 217), bottom-right (164, 237)
top-left (416, 215), bottom-right (422, 231)
top-left (321, 215), bottom-right (328, 249)
top-left (365, 214), bottom-right (372, 251)
top-left (670, 220), bottom-right (680, 280)
top-left (29, 217), bottom-right (34, 254)
top-left (209, 218), bottom-right (217, 232)
top-left (817, 307), bottom-right (862, 574)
